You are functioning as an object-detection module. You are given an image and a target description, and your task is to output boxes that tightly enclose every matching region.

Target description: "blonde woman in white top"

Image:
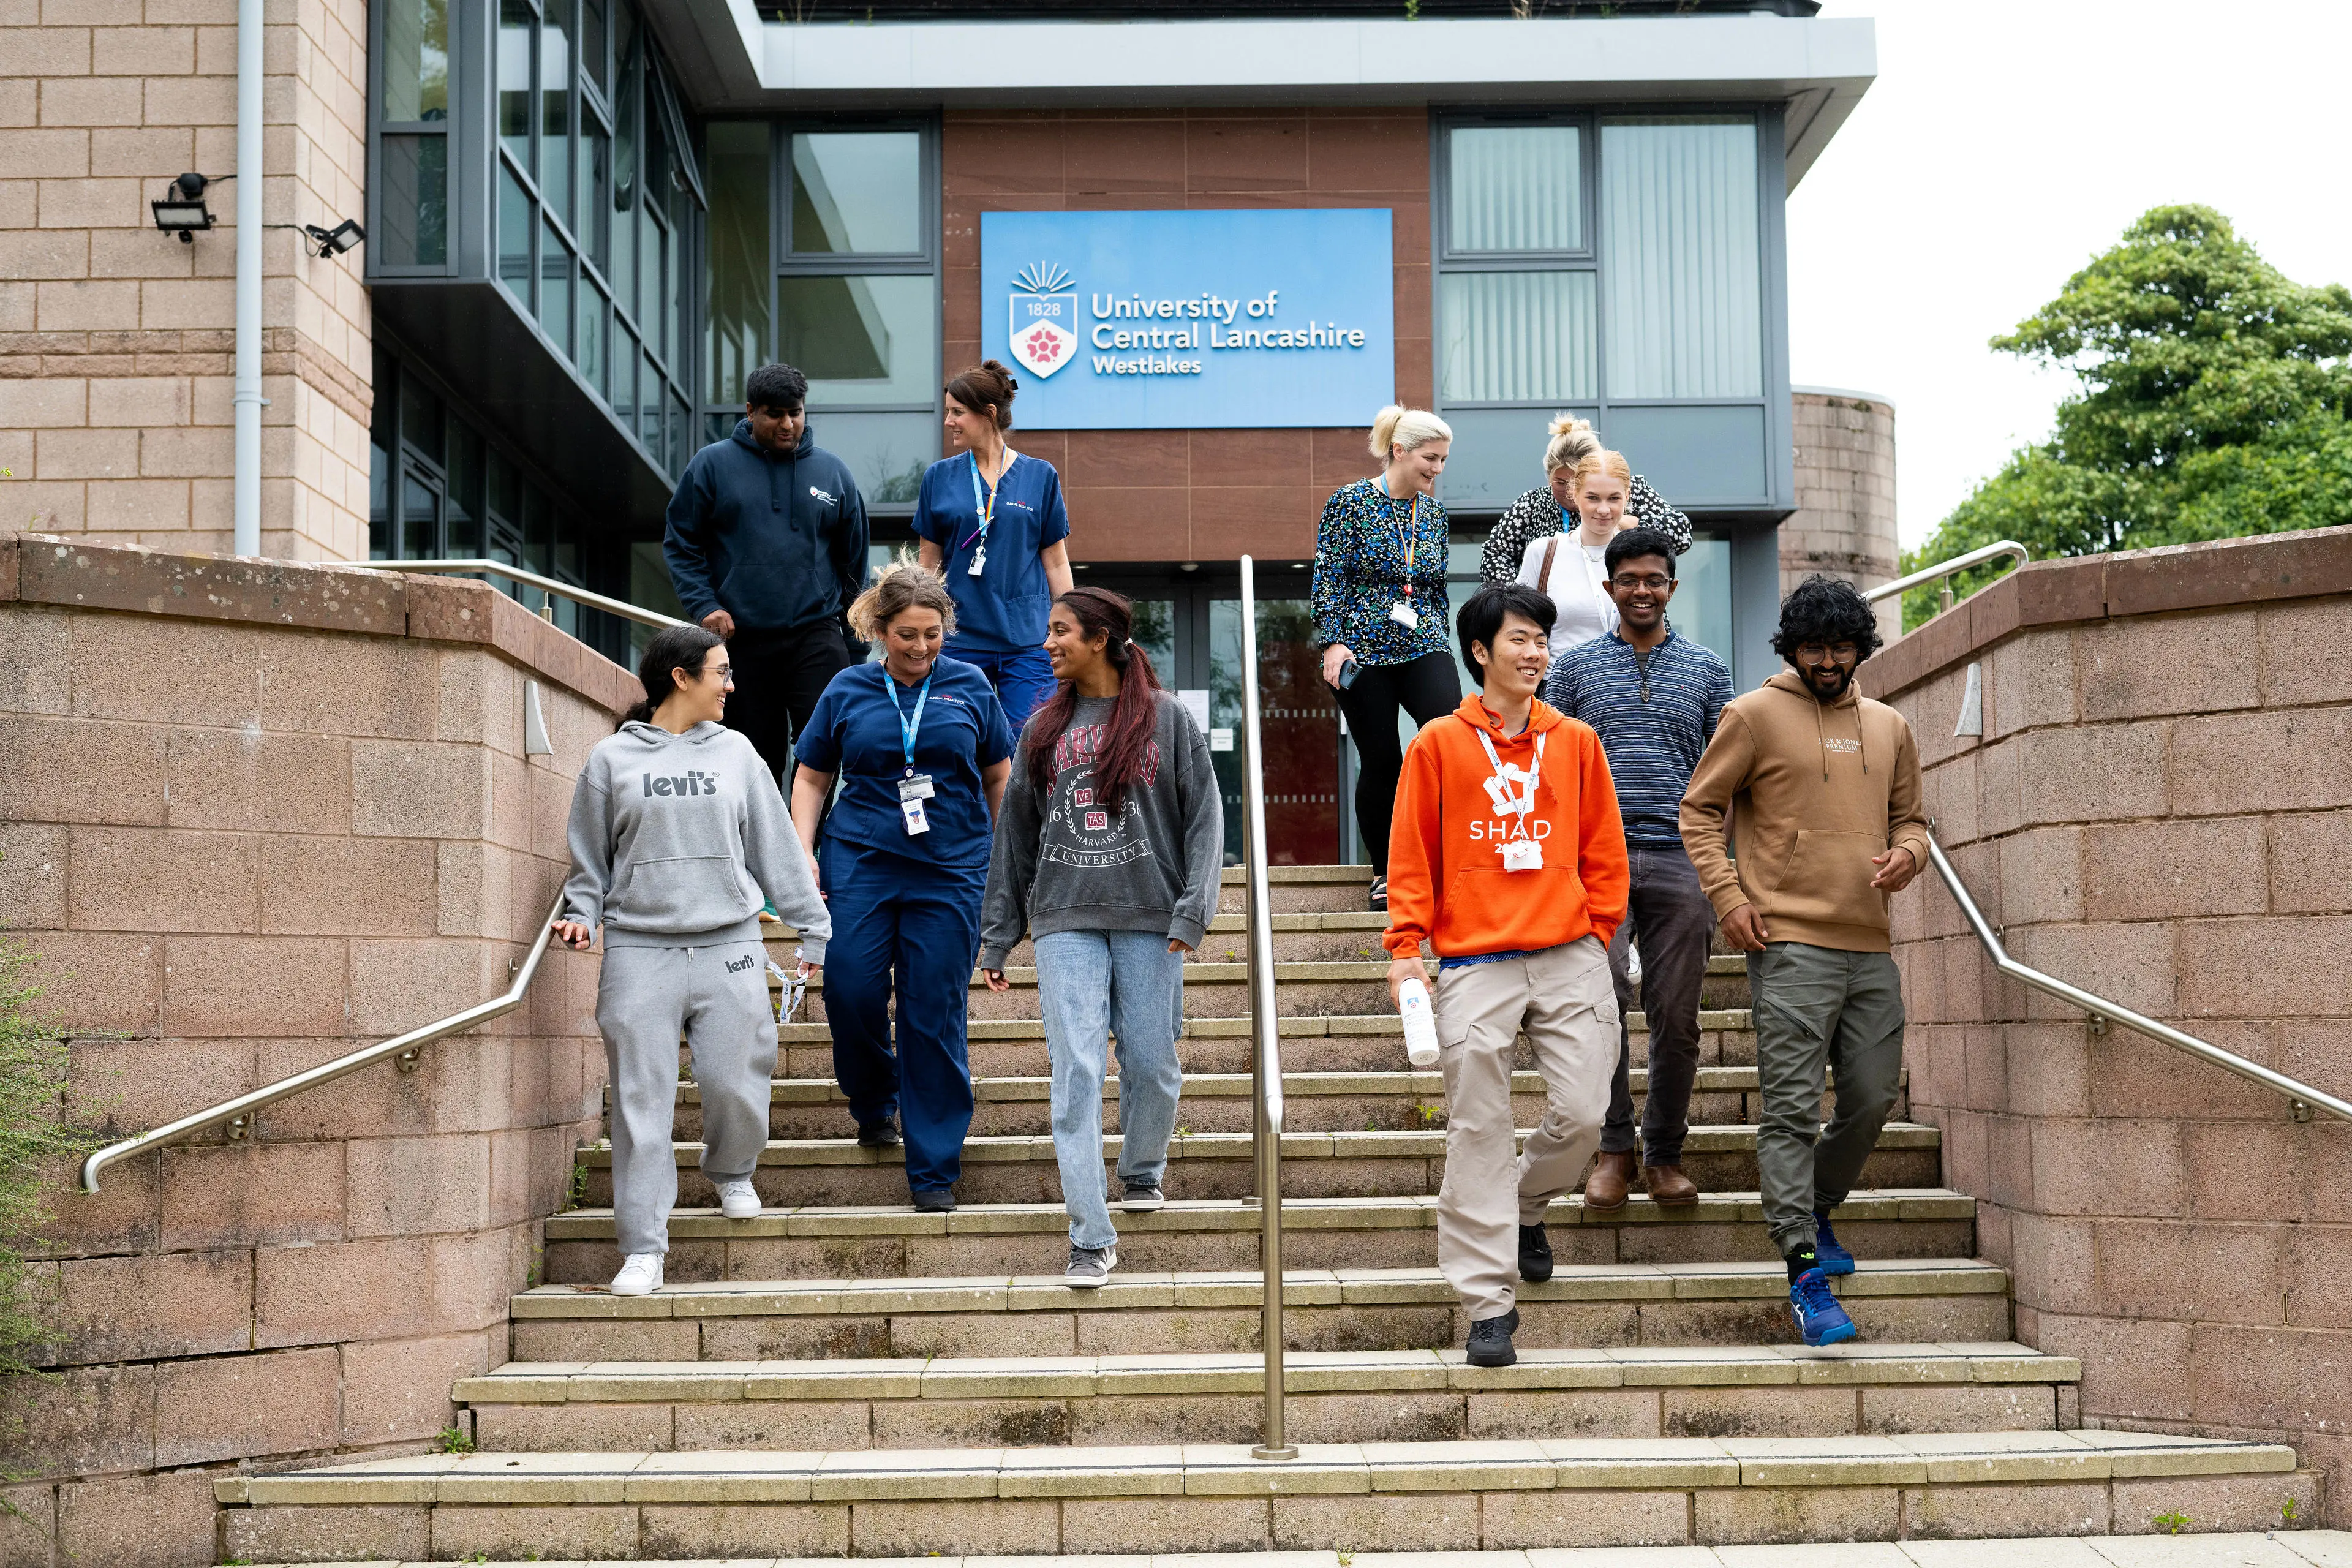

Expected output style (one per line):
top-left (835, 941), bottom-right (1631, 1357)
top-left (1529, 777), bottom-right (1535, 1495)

top-left (1518, 450), bottom-right (1635, 648)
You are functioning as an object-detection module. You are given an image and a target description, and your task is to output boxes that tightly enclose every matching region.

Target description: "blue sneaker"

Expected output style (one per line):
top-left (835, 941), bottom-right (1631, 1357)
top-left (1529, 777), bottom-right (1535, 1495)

top-left (1814, 1210), bottom-right (1855, 1276)
top-left (1790, 1268), bottom-right (1858, 1347)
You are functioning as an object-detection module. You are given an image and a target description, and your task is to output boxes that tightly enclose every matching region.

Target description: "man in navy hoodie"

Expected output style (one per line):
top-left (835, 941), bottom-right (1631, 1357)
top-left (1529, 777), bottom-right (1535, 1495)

top-left (665, 363), bottom-right (871, 782)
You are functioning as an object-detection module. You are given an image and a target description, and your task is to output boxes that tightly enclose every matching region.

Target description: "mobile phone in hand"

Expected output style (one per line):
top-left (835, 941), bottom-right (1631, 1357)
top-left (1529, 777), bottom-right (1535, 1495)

top-left (1336, 657), bottom-right (1362, 690)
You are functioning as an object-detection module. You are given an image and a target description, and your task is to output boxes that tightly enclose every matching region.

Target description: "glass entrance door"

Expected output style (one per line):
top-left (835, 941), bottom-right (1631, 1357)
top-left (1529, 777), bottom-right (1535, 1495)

top-left (1208, 594), bottom-right (1339, 867)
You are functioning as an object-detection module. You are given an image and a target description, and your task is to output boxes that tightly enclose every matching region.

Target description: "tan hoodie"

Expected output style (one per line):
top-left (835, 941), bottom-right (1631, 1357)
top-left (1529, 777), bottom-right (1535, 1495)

top-left (1678, 669), bottom-right (1929, 954)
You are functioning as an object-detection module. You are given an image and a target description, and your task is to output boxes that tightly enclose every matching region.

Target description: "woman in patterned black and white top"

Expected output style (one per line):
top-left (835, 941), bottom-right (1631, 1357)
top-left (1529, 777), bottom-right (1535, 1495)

top-left (1477, 415), bottom-right (1692, 585)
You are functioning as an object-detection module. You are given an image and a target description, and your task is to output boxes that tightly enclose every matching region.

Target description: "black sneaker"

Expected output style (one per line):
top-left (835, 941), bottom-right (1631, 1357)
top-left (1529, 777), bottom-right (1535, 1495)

top-left (1065, 1243), bottom-right (1118, 1289)
top-left (1121, 1182), bottom-right (1165, 1212)
top-left (857, 1119), bottom-right (902, 1148)
top-left (1464, 1306), bottom-right (1520, 1368)
top-left (1368, 875), bottom-right (1388, 912)
top-left (910, 1188), bottom-right (956, 1213)
top-left (1518, 1222), bottom-right (1553, 1284)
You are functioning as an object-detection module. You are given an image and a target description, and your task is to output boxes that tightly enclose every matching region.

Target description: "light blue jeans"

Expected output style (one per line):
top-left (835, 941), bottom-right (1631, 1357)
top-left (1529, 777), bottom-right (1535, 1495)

top-left (1035, 929), bottom-right (1185, 1250)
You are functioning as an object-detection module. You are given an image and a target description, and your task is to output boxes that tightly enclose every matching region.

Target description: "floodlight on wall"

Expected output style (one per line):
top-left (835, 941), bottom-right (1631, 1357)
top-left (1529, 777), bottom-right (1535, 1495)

top-left (151, 172), bottom-right (216, 242)
top-left (303, 219), bottom-right (366, 260)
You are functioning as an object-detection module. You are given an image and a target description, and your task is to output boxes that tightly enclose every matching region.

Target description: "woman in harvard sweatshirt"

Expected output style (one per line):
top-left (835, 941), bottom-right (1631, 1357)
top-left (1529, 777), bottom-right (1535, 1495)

top-left (1383, 581), bottom-right (1629, 1368)
top-left (552, 624), bottom-right (832, 1298)
top-left (979, 587), bottom-right (1223, 1289)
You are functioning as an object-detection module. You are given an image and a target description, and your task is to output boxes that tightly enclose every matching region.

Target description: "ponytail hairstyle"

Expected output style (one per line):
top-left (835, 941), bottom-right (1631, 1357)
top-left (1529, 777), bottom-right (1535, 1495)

top-left (944, 359), bottom-right (1019, 431)
top-left (1368, 404), bottom-right (1453, 462)
top-left (1021, 587), bottom-right (1164, 813)
top-left (1542, 413), bottom-right (1600, 475)
top-left (623, 624), bottom-right (725, 728)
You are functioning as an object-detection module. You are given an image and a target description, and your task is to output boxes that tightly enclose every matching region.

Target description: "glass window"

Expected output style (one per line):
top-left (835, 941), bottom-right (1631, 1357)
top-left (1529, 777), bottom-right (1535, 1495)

top-left (369, 434), bottom-right (392, 558)
top-left (613, 328), bottom-right (638, 424)
top-left (1599, 116), bottom-right (1762, 399)
top-left (446, 422), bottom-right (483, 556)
top-left (498, 0), bottom-right (532, 169)
top-left (1449, 125), bottom-right (1580, 252)
top-left (582, 117), bottom-right (611, 271)
top-left (498, 160), bottom-right (533, 302)
top-left (581, 0), bottom-right (607, 98)
top-left (401, 469), bottom-right (440, 559)
top-left (778, 274), bottom-right (935, 405)
top-left (487, 447), bottom-right (522, 530)
top-left (1669, 536), bottom-right (1733, 662)
top-left (540, 4), bottom-right (573, 227)
top-left (540, 216), bottom-right (572, 353)
top-left (789, 132), bottom-right (921, 255)
top-left (383, 0), bottom-right (449, 123)
top-left (522, 486), bottom-right (552, 575)
top-left (706, 121), bottom-right (769, 407)
top-left (579, 282), bottom-right (607, 396)
top-left (399, 374), bottom-right (443, 464)
top-left (1438, 270), bottom-right (1596, 403)
top-left (378, 134), bottom-right (448, 267)
top-left (640, 348), bottom-right (662, 453)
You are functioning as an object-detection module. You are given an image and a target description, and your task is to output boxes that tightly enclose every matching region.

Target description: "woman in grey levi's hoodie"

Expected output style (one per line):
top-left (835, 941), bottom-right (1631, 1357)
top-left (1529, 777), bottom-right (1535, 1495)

top-left (552, 626), bottom-right (831, 1298)
top-left (980, 588), bottom-right (1223, 1288)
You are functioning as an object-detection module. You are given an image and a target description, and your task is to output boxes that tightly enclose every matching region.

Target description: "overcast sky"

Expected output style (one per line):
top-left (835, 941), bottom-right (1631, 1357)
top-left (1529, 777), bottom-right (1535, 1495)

top-left (1788, 0), bottom-right (2352, 549)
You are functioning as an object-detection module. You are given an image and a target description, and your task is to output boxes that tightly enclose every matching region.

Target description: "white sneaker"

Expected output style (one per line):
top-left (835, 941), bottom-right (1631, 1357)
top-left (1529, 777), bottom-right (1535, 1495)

top-left (716, 1177), bottom-right (761, 1220)
top-left (610, 1253), bottom-right (663, 1296)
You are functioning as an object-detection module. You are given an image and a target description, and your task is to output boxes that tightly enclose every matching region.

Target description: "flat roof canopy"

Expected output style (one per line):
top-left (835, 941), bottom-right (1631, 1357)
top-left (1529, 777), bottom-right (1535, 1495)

top-left (644, 6), bottom-right (1875, 186)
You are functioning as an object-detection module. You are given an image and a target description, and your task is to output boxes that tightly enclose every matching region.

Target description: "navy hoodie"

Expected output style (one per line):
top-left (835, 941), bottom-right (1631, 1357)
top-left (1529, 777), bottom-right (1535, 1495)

top-left (663, 420), bottom-right (870, 635)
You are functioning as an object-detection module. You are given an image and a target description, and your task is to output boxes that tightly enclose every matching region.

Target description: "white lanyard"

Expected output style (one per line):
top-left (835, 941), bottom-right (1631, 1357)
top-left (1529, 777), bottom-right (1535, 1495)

top-left (1472, 723), bottom-right (1545, 818)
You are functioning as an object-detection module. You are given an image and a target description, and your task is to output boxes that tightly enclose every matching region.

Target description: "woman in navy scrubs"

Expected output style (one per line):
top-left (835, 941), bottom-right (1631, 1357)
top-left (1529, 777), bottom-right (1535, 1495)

top-left (791, 562), bottom-right (1016, 1211)
top-left (913, 359), bottom-right (1073, 725)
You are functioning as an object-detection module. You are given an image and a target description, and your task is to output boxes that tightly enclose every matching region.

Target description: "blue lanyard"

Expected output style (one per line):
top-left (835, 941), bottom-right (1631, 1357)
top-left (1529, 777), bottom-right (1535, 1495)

top-left (883, 669), bottom-right (932, 777)
top-left (958, 450), bottom-right (1009, 553)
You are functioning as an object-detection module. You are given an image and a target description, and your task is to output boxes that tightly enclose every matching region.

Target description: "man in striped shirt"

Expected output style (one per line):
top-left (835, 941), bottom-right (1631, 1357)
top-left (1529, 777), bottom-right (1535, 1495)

top-left (1540, 527), bottom-right (1733, 1211)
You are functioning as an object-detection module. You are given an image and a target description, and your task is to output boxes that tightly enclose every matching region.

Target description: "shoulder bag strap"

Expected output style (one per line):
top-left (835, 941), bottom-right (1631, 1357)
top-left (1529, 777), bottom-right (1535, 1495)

top-left (1539, 535), bottom-right (1561, 592)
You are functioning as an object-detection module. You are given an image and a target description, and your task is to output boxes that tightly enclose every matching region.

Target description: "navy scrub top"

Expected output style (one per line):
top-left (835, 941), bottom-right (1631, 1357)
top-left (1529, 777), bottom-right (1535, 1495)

top-left (796, 657), bottom-right (1016, 872)
top-left (910, 451), bottom-right (1072, 655)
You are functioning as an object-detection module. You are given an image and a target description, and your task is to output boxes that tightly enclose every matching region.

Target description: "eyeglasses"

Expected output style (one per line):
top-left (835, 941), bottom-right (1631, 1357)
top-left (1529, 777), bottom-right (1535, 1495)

top-left (703, 666), bottom-right (737, 687)
top-left (1611, 573), bottom-right (1672, 591)
top-left (1796, 642), bottom-right (1861, 663)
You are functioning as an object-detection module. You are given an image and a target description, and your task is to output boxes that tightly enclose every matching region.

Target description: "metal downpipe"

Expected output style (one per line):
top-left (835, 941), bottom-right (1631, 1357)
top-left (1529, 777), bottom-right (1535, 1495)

top-left (232, 0), bottom-right (263, 556)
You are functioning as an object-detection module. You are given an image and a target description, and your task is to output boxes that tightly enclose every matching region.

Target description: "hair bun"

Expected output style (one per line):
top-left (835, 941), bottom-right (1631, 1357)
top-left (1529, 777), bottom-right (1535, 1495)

top-left (981, 358), bottom-right (1018, 392)
top-left (1548, 413), bottom-right (1593, 438)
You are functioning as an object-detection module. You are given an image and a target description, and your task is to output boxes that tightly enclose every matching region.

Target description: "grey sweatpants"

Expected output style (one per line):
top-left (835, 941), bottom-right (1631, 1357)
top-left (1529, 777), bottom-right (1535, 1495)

top-left (596, 941), bottom-right (775, 1259)
top-left (1747, 941), bottom-right (1906, 1257)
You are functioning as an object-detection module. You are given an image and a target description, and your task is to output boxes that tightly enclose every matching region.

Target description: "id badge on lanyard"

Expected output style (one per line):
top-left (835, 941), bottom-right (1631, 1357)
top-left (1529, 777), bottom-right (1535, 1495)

top-left (885, 672), bottom-right (936, 836)
top-left (1387, 486), bottom-right (1422, 629)
top-left (1474, 724), bottom-right (1548, 872)
top-left (963, 451), bottom-right (1011, 577)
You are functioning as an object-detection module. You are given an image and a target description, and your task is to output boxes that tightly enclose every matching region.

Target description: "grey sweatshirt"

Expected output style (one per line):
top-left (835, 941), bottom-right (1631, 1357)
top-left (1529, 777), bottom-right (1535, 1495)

top-left (979, 691), bottom-right (1224, 970)
top-left (560, 720), bottom-right (832, 959)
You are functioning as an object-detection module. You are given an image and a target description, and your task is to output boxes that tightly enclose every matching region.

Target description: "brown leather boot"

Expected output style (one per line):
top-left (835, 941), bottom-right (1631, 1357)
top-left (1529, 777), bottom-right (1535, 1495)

top-left (1583, 1150), bottom-right (1636, 1211)
top-left (1643, 1161), bottom-right (1700, 1207)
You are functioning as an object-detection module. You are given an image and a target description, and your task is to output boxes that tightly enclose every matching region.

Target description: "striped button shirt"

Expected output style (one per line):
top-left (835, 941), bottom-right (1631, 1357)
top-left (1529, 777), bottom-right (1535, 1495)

top-left (1542, 630), bottom-right (1733, 848)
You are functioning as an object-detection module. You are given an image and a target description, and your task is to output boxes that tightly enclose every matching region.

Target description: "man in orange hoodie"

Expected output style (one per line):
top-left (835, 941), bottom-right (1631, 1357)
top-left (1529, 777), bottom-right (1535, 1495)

top-left (1385, 582), bottom-right (1630, 1368)
top-left (1680, 576), bottom-right (1929, 1348)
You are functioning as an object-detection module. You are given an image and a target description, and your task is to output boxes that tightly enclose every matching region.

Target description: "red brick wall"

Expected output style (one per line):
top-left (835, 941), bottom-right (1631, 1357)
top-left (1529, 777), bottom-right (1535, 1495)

top-left (940, 108), bottom-right (1433, 564)
top-left (1872, 526), bottom-right (2352, 1526)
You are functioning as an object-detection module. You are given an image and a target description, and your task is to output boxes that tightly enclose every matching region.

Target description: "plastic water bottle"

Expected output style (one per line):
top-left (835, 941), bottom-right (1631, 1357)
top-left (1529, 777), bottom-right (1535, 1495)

top-left (1398, 977), bottom-right (1440, 1068)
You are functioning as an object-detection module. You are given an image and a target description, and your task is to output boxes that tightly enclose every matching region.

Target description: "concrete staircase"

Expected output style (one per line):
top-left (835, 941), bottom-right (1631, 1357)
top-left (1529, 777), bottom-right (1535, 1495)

top-left (213, 866), bottom-right (2322, 1562)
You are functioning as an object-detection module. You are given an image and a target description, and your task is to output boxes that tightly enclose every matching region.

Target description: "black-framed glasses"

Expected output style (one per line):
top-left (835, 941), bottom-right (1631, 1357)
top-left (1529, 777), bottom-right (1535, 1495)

top-left (1610, 572), bottom-right (1672, 590)
top-left (1796, 641), bottom-right (1861, 663)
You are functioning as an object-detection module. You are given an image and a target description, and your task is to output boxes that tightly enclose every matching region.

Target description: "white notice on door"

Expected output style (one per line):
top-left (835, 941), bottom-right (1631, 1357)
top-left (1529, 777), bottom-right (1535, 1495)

top-left (1209, 728), bottom-right (1234, 752)
top-left (1178, 688), bottom-right (1212, 736)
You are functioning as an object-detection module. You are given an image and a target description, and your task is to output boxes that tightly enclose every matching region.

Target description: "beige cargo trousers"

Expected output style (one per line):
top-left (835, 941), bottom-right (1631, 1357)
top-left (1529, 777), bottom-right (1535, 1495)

top-left (1431, 934), bottom-right (1619, 1321)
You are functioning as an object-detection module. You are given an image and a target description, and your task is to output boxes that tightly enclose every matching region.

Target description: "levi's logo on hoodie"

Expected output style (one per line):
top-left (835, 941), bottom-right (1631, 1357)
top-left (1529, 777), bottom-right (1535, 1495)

top-left (643, 770), bottom-right (722, 797)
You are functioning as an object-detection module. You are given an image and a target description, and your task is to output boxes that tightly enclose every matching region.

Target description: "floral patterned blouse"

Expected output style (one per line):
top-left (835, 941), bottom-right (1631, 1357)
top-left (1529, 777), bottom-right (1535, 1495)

top-left (1311, 477), bottom-right (1453, 668)
top-left (1477, 475), bottom-right (1693, 584)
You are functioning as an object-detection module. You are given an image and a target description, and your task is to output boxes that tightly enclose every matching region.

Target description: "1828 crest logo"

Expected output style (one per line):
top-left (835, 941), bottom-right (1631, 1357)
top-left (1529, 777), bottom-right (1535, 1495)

top-left (1009, 262), bottom-right (1079, 379)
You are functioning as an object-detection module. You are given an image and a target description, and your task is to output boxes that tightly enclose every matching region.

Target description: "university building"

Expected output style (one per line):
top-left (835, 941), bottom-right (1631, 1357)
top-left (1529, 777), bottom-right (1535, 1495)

top-left (6, 0), bottom-right (1890, 866)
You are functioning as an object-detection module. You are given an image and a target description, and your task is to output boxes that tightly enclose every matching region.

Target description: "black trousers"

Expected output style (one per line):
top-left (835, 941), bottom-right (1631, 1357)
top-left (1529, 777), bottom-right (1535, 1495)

top-left (1332, 649), bottom-right (1460, 877)
top-left (726, 620), bottom-right (855, 785)
top-left (1599, 841), bottom-right (1716, 1166)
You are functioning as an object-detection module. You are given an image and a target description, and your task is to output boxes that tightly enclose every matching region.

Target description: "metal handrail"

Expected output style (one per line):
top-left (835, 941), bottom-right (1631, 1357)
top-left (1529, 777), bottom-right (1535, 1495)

top-left (80, 893), bottom-right (571, 1193)
top-left (1924, 831), bottom-right (2350, 1125)
top-left (1236, 555), bottom-right (1296, 1461)
top-left (348, 559), bottom-right (692, 631)
top-left (1864, 540), bottom-right (2029, 617)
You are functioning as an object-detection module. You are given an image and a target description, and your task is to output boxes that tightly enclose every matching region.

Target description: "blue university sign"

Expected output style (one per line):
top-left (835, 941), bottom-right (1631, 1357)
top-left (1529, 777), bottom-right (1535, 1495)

top-left (981, 209), bottom-right (1395, 429)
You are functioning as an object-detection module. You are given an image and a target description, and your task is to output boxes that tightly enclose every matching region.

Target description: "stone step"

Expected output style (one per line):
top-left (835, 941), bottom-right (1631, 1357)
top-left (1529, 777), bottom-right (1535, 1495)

top-left (1215, 863), bottom-right (1377, 914)
top-left (457, 1341), bottom-right (2082, 1455)
top-left (512, 1257), bottom-right (2012, 1364)
top-left (576, 1123), bottom-right (1943, 1209)
top-left (205, 1537), bottom-right (2352, 1568)
top-left (769, 1011), bottom-right (1761, 1081)
top-left (214, 1431), bottom-right (2315, 1563)
top-left (665, 1065), bottom-right (1908, 1140)
top-left (538, 1189), bottom-right (1980, 1293)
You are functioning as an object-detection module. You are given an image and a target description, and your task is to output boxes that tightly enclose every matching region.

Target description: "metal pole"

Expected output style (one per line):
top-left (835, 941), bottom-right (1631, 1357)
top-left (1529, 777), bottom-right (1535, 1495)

top-left (1238, 555), bottom-right (1295, 1461)
top-left (231, 0), bottom-right (264, 556)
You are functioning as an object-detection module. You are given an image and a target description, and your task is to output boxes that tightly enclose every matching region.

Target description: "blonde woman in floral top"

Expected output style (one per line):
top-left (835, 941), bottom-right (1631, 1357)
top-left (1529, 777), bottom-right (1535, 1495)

top-left (1477, 415), bottom-right (1692, 584)
top-left (1312, 404), bottom-right (1457, 911)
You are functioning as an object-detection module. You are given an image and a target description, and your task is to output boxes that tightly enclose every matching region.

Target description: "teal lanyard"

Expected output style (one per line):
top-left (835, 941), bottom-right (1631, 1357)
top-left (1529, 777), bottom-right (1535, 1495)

top-left (884, 670), bottom-right (932, 777)
top-left (959, 450), bottom-right (1006, 554)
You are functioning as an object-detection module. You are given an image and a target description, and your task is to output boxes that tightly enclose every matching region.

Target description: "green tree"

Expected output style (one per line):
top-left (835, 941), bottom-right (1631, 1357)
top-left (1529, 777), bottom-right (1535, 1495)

top-left (1902, 205), bottom-right (2352, 627)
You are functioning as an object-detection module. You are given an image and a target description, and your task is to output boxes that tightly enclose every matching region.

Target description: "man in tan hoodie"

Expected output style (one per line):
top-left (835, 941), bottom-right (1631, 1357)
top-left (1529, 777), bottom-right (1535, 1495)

top-left (1679, 576), bottom-right (1929, 1347)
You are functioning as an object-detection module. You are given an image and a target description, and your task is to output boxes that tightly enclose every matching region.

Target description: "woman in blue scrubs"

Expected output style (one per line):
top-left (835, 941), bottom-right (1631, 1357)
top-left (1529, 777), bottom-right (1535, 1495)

top-left (791, 562), bottom-right (1016, 1212)
top-left (913, 359), bottom-right (1074, 725)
